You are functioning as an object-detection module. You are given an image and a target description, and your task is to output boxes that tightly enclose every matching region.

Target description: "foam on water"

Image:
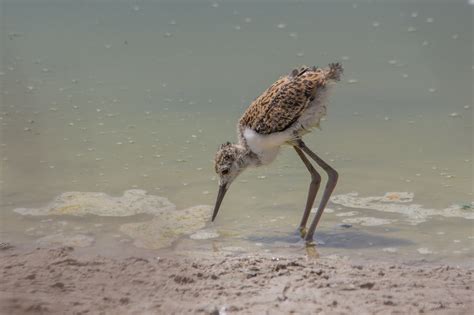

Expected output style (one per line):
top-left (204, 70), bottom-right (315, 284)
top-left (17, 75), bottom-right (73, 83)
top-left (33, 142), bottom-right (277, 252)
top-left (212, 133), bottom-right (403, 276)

top-left (14, 190), bottom-right (175, 217)
top-left (13, 190), bottom-right (213, 249)
top-left (342, 217), bottom-right (394, 226)
top-left (190, 229), bottom-right (220, 240)
top-left (36, 233), bottom-right (95, 247)
top-left (331, 192), bottom-right (474, 225)
top-left (120, 205), bottom-right (212, 249)
top-left (336, 211), bottom-right (359, 217)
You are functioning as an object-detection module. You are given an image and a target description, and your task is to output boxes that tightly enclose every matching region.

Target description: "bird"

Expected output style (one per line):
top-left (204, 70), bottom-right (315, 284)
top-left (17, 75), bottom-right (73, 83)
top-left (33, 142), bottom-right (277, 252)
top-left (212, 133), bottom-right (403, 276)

top-left (212, 63), bottom-right (343, 243)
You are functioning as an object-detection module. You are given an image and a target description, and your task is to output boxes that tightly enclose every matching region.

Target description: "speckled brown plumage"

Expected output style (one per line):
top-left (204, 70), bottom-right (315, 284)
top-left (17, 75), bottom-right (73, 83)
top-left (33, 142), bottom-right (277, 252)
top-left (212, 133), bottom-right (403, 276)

top-left (239, 63), bottom-right (343, 135)
top-left (213, 142), bottom-right (259, 174)
top-left (213, 142), bottom-right (237, 173)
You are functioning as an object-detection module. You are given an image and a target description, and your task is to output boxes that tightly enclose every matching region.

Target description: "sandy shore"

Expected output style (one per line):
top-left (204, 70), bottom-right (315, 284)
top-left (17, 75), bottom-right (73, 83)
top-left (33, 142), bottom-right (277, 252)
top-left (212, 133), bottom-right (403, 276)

top-left (0, 245), bottom-right (472, 315)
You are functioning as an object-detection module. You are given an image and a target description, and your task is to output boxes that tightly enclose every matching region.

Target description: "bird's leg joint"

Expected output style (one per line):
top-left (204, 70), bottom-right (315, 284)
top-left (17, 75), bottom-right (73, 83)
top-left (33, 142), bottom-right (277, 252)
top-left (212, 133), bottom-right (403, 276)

top-left (296, 139), bottom-right (305, 149)
top-left (310, 171), bottom-right (322, 185)
top-left (298, 226), bottom-right (307, 238)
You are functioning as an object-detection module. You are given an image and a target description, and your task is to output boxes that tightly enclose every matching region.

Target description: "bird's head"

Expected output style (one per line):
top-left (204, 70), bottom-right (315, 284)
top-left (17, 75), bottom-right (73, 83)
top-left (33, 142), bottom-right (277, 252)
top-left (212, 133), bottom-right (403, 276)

top-left (212, 142), bottom-right (248, 221)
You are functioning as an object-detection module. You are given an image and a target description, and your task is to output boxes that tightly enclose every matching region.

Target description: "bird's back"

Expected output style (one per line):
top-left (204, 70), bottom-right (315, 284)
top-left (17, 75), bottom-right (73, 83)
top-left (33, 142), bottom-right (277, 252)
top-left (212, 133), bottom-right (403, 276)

top-left (239, 63), bottom-right (343, 135)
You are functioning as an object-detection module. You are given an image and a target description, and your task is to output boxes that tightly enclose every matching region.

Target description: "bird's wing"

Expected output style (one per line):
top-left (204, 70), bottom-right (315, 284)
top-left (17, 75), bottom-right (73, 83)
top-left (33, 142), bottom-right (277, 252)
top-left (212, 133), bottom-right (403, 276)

top-left (239, 65), bottom-right (342, 135)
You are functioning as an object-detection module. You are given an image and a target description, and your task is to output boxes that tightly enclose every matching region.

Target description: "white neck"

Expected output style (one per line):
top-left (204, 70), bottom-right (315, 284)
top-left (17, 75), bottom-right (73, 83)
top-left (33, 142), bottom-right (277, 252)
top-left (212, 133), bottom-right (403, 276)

top-left (234, 143), bottom-right (261, 168)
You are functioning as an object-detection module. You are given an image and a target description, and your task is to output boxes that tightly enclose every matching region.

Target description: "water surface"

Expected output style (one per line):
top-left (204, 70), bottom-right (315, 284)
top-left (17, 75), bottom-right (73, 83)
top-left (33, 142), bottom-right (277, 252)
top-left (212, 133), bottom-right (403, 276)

top-left (1, 0), bottom-right (472, 263)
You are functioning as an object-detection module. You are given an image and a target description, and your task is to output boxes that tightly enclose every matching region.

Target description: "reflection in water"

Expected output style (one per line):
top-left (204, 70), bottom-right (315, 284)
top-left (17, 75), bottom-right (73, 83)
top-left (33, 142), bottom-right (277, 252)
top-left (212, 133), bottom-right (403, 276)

top-left (246, 230), bottom-right (413, 250)
top-left (305, 243), bottom-right (320, 259)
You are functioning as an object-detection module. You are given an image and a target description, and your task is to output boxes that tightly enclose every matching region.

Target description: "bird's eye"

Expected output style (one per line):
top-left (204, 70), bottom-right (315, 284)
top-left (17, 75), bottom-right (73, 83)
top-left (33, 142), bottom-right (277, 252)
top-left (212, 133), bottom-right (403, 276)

top-left (221, 169), bottom-right (229, 175)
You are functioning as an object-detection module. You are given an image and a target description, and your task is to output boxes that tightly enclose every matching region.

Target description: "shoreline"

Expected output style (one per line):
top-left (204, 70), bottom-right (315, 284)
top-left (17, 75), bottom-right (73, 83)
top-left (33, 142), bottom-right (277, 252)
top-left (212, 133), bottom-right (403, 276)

top-left (1, 245), bottom-right (472, 314)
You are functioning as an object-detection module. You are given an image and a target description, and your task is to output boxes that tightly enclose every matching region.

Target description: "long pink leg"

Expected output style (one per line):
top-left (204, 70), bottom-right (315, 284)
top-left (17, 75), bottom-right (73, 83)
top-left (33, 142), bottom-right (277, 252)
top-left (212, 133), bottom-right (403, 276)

top-left (293, 146), bottom-right (321, 237)
top-left (297, 140), bottom-right (339, 243)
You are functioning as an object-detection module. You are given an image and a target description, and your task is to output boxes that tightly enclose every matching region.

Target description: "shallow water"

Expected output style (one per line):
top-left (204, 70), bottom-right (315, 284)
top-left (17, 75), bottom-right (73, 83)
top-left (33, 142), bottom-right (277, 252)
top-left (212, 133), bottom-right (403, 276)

top-left (1, 0), bottom-right (472, 263)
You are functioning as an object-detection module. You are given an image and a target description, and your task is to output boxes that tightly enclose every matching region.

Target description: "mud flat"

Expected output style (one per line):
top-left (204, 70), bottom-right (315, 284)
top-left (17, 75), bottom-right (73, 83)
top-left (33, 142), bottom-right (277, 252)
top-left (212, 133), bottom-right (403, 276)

top-left (0, 245), bottom-right (472, 315)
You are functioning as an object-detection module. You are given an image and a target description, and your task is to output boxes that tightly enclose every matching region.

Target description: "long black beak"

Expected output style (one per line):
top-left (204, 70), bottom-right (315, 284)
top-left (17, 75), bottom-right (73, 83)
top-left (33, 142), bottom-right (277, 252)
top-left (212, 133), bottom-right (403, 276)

top-left (211, 184), bottom-right (228, 222)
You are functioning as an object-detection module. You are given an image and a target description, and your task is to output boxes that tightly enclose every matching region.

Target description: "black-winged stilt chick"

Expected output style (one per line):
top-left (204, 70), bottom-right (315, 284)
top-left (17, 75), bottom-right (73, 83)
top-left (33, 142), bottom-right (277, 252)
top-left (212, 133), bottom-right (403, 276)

top-left (212, 63), bottom-right (343, 243)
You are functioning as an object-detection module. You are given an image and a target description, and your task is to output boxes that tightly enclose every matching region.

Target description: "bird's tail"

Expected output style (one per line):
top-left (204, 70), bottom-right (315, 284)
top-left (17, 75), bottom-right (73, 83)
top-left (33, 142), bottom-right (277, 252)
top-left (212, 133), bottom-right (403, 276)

top-left (326, 62), bottom-right (343, 81)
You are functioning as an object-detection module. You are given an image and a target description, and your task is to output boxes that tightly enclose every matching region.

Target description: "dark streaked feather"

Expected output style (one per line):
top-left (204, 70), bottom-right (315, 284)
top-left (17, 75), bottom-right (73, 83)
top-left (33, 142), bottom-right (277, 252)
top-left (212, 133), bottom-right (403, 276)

top-left (239, 64), bottom-right (343, 134)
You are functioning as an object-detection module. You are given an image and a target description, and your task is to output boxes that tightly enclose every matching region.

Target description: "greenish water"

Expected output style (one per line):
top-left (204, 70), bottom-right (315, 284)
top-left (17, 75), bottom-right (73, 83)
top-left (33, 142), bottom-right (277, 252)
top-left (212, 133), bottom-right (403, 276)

top-left (1, 0), bottom-right (472, 263)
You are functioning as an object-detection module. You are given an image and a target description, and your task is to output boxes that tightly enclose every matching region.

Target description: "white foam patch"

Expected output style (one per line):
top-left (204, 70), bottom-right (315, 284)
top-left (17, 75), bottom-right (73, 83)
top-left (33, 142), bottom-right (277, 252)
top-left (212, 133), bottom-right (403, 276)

top-left (14, 189), bottom-right (175, 217)
top-left (342, 217), bottom-right (393, 226)
top-left (336, 211), bottom-right (359, 217)
top-left (36, 233), bottom-right (95, 247)
top-left (417, 247), bottom-right (433, 255)
top-left (311, 207), bottom-right (335, 214)
top-left (120, 205), bottom-right (212, 249)
top-left (190, 229), bottom-right (220, 240)
top-left (331, 192), bottom-right (474, 225)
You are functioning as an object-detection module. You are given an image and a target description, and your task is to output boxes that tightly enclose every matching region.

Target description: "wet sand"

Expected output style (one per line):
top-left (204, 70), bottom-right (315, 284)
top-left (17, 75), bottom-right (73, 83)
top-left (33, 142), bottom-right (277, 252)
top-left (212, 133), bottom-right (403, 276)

top-left (1, 245), bottom-right (472, 315)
